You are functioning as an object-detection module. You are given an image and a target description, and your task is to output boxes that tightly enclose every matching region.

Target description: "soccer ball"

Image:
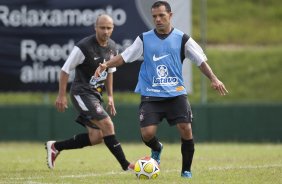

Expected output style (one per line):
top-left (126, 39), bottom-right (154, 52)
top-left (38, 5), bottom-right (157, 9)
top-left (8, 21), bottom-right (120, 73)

top-left (134, 156), bottom-right (160, 179)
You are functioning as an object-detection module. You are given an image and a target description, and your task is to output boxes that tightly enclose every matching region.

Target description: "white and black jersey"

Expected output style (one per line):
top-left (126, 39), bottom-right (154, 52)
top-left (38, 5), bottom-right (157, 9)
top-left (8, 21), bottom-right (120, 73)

top-left (62, 34), bottom-right (117, 95)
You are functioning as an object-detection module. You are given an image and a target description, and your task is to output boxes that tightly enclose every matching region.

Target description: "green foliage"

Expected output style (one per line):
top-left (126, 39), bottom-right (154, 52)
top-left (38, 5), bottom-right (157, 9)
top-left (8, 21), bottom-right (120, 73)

top-left (0, 142), bottom-right (281, 184)
top-left (0, 92), bottom-right (55, 105)
top-left (197, 45), bottom-right (282, 103)
top-left (192, 0), bottom-right (282, 45)
top-left (0, 92), bottom-right (140, 105)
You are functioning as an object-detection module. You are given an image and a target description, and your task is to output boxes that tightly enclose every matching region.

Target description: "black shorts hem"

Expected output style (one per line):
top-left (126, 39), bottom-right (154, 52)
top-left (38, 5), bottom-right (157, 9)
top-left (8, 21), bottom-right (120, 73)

top-left (169, 118), bottom-right (192, 126)
top-left (140, 121), bottom-right (160, 128)
top-left (75, 115), bottom-right (100, 129)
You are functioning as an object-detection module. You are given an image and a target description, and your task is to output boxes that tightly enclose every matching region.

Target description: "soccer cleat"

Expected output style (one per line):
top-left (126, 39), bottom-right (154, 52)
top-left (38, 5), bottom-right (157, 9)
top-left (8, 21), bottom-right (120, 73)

top-left (151, 142), bottom-right (163, 165)
top-left (125, 162), bottom-right (135, 172)
top-left (45, 141), bottom-right (60, 169)
top-left (181, 171), bottom-right (192, 178)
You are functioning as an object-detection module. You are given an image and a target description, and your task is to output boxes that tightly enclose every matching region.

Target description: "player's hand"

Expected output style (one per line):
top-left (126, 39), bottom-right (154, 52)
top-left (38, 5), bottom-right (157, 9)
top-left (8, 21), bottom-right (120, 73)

top-left (106, 96), bottom-right (116, 116)
top-left (55, 95), bottom-right (68, 112)
top-left (211, 78), bottom-right (228, 96)
top-left (94, 63), bottom-right (107, 78)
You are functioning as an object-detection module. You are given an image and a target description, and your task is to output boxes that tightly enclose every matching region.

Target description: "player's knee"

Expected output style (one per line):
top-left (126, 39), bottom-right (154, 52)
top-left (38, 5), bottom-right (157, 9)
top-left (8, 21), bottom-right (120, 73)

top-left (141, 131), bottom-right (155, 141)
top-left (141, 125), bottom-right (157, 141)
top-left (99, 118), bottom-right (115, 135)
top-left (89, 137), bottom-right (103, 145)
top-left (94, 137), bottom-right (103, 144)
top-left (179, 122), bottom-right (192, 131)
top-left (88, 131), bottom-right (103, 145)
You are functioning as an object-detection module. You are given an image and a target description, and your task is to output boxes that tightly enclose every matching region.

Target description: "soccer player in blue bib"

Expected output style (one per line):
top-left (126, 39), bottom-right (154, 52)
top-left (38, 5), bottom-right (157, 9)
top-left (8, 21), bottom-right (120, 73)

top-left (95, 1), bottom-right (228, 178)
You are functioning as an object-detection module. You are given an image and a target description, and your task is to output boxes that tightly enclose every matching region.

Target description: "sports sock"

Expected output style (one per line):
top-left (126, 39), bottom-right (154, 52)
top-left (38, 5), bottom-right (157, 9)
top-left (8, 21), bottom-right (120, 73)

top-left (181, 138), bottom-right (195, 173)
top-left (142, 136), bottom-right (161, 151)
top-left (104, 134), bottom-right (130, 170)
top-left (54, 133), bottom-right (91, 151)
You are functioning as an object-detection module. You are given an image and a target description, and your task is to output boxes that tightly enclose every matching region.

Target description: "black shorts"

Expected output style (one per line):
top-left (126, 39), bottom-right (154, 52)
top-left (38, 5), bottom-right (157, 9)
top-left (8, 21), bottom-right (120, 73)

top-left (139, 95), bottom-right (193, 128)
top-left (70, 92), bottom-right (108, 129)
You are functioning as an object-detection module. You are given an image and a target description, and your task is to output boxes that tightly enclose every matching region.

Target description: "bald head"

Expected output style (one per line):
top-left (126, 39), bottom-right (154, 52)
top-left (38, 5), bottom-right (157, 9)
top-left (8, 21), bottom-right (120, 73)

top-left (95, 14), bottom-right (114, 46)
top-left (95, 14), bottom-right (113, 27)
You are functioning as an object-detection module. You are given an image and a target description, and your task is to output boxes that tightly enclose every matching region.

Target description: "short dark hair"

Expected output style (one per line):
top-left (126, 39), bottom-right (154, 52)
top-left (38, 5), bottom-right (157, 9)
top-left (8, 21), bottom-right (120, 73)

top-left (151, 1), bottom-right (171, 13)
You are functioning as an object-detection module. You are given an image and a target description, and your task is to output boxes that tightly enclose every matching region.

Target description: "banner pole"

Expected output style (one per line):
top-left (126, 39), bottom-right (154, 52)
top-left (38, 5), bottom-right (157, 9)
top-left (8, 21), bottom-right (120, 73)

top-left (200, 0), bottom-right (207, 104)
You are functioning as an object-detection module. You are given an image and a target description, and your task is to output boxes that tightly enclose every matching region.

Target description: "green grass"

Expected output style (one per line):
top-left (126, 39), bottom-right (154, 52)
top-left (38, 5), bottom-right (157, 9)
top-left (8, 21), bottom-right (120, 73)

top-left (0, 92), bottom-right (141, 105)
top-left (0, 142), bottom-right (281, 184)
top-left (202, 45), bottom-right (282, 103)
top-left (192, 0), bottom-right (282, 45)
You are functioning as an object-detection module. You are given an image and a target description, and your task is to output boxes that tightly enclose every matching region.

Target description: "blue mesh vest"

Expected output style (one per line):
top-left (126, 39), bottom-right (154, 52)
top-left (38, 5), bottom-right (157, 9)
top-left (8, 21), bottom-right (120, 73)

top-left (134, 29), bottom-right (187, 97)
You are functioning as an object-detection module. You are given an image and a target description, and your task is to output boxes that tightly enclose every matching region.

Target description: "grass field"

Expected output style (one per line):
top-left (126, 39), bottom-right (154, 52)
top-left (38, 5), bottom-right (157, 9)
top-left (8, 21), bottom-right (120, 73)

top-left (0, 142), bottom-right (281, 184)
top-left (192, 0), bottom-right (282, 45)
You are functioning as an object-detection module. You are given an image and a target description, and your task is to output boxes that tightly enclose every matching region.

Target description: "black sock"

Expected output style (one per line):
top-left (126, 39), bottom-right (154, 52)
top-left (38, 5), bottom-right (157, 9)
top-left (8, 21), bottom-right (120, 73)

top-left (142, 136), bottom-right (161, 151)
top-left (54, 133), bottom-right (91, 151)
top-left (104, 135), bottom-right (129, 170)
top-left (181, 138), bottom-right (195, 173)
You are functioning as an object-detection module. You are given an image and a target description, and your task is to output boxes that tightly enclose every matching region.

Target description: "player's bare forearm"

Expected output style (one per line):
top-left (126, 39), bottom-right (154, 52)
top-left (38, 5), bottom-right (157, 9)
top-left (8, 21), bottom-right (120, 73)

top-left (55, 70), bottom-right (69, 112)
top-left (199, 62), bottom-right (228, 95)
top-left (105, 55), bottom-right (125, 68)
top-left (105, 73), bottom-right (113, 98)
top-left (58, 70), bottom-right (69, 96)
top-left (95, 55), bottom-right (124, 77)
top-left (199, 62), bottom-right (217, 81)
top-left (105, 73), bottom-right (116, 116)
